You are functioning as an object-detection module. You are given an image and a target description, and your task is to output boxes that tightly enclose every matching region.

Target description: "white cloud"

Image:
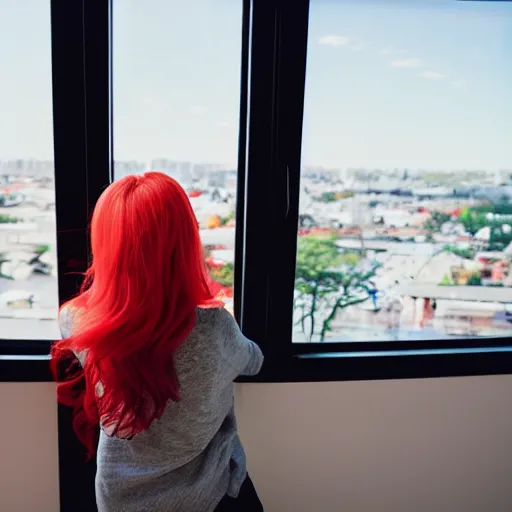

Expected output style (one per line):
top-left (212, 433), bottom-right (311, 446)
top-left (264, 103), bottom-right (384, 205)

top-left (379, 47), bottom-right (392, 55)
top-left (318, 35), bottom-right (350, 47)
top-left (390, 58), bottom-right (421, 68)
top-left (191, 105), bottom-right (205, 115)
top-left (420, 71), bottom-right (443, 80)
top-left (451, 79), bottom-right (468, 88)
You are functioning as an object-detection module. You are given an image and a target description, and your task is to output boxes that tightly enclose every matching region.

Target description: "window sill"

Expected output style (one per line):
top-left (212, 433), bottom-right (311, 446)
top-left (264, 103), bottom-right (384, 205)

top-left (0, 355), bottom-right (52, 382)
top-left (4, 347), bottom-right (512, 384)
top-left (238, 347), bottom-right (512, 383)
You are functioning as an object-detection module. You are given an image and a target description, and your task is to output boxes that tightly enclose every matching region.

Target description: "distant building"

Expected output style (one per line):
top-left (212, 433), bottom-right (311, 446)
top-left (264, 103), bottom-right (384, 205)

top-left (114, 160), bottom-right (146, 178)
top-left (0, 160), bottom-right (54, 178)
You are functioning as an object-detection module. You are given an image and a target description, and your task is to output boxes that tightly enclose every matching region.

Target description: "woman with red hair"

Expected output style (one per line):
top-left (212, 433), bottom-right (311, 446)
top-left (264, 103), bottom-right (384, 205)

top-left (51, 172), bottom-right (264, 512)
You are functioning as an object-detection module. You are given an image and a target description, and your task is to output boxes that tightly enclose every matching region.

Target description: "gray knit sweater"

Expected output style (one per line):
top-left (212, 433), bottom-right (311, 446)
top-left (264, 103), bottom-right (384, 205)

top-left (59, 306), bottom-right (264, 512)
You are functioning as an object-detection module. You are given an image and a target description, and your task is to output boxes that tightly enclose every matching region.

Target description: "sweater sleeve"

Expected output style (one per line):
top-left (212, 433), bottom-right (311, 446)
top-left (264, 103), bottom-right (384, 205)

top-left (217, 307), bottom-right (264, 377)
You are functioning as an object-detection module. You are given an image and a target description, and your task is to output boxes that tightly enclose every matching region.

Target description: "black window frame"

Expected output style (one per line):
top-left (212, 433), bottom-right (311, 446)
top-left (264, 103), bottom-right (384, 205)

top-left (54, 2), bottom-right (112, 511)
top-left (239, 0), bottom-right (512, 383)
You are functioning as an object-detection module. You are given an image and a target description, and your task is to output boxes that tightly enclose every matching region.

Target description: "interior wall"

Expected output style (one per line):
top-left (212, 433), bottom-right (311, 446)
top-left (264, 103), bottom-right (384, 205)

top-left (236, 376), bottom-right (512, 512)
top-left (1, 376), bottom-right (511, 512)
top-left (0, 383), bottom-right (59, 512)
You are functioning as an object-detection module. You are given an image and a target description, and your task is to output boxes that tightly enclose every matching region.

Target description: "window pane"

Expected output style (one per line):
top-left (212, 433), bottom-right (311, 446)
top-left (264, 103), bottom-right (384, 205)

top-left (113, 0), bottom-right (241, 314)
top-left (0, 1), bottom-right (59, 340)
top-left (295, 0), bottom-right (512, 342)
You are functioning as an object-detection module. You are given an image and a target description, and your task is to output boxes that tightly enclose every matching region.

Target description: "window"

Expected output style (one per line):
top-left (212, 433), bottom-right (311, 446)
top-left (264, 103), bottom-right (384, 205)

top-left (0, 1), bottom-right (59, 340)
top-left (4, 0), bottom-right (512, 385)
top-left (233, 0), bottom-right (512, 381)
top-left (294, 0), bottom-right (512, 343)
top-left (113, 0), bottom-right (243, 314)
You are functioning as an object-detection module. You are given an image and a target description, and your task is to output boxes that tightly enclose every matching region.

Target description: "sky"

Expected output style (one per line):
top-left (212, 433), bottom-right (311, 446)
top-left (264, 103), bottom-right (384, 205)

top-left (0, 0), bottom-right (511, 169)
top-left (0, 1), bottom-right (54, 162)
top-left (303, 0), bottom-right (512, 169)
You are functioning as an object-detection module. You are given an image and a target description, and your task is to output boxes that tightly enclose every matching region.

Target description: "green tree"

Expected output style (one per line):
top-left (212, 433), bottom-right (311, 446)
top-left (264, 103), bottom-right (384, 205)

top-left (35, 244), bottom-right (50, 256)
top-left (489, 227), bottom-right (512, 251)
top-left (0, 214), bottom-right (21, 224)
top-left (442, 244), bottom-right (474, 260)
top-left (439, 274), bottom-right (453, 286)
top-left (220, 210), bottom-right (235, 226)
top-left (320, 191), bottom-right (337, 203)
top-left (459, 203), bottom-right (512, 250)
top-left (294, 234), bottom-right (378, 342)
top-left (466, 272), bottom-right (482, 286)
top-left (423, 211), bottom-right (451, 234)
top-left (0, 253), bottom-right (14, 280)
top-left (459, 206), bottom-right (487, 235)
top-left (210, 262), bottom-right (234, 287)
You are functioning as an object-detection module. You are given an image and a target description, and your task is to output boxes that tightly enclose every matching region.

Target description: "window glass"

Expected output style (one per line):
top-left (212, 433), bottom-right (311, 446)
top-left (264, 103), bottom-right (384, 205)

top-left (0, 1), bottom-right (59, 339)
top-left (113, 0), bottom-right (241, 314)
top-left (295, 0), bottom-right (512, 342)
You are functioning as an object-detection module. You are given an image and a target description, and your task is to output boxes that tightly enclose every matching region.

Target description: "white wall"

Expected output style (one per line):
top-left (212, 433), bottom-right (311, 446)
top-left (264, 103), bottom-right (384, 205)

top-left (1, 377), bottom-right (511, 512)
top-left (236, 376), bottom-right (512, 512)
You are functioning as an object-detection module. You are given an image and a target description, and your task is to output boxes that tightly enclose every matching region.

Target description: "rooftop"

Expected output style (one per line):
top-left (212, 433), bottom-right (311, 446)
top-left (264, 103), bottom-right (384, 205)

top-left (400, 284), bottom-right (512, 303)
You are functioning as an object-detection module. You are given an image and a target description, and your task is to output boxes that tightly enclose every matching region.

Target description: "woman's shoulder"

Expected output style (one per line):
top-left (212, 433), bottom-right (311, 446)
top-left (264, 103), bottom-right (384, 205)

top-left (58, 305), bottom-right (75, 338)
top-left (58, 304), bottom-right (84, 338)
top-left (195, 305), bottom-right (230, 324)
top-left (195, 305), bottom-right (238, 335)
top-left (58, 305), bottom-right (88, 365)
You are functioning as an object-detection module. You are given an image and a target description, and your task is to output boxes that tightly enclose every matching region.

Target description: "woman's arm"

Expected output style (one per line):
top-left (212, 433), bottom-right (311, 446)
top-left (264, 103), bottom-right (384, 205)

top-left (217, 307), bottom-right (264, 377)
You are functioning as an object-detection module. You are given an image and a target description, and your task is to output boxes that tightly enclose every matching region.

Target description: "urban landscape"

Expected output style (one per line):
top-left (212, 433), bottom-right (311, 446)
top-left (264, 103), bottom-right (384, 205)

top-left (0, 160), bottom-right (59, 340)
top-left (1, 159), bottom-right (512, 342)
top-left (294, 166), bottom-right (512, 341)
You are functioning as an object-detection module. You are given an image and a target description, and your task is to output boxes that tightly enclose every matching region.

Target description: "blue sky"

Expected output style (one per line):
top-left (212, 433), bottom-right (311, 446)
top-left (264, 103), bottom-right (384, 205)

top-left (303, 0), bottom-right (512, 169)
top-left (1, 0), bottom-right (511, 170)
top-left (113, 0), bottom-right (243, 165)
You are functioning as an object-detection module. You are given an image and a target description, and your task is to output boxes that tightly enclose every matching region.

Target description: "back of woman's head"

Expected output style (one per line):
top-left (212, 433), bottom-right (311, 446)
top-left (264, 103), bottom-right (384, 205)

top-left (88, 172), bottom-right (212, 319)
top-left (52, 172), bottom-right (217, 454)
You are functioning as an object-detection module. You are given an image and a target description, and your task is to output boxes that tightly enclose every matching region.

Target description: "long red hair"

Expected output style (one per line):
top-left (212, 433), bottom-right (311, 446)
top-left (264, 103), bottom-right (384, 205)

top-left (51, 172), bottom-right (219, 457)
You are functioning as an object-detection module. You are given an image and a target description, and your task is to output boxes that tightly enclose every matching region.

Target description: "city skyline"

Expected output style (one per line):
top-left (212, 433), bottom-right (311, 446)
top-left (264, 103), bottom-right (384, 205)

top-left (1, 0), bottom-right (511, 170)
top-left (2, 157), bottom-right (511, 175)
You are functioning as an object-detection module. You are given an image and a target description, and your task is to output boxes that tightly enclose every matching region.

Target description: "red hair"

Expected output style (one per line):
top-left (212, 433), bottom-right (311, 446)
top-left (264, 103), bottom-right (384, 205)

top-left (51, 172), bottom-right (220, 458)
